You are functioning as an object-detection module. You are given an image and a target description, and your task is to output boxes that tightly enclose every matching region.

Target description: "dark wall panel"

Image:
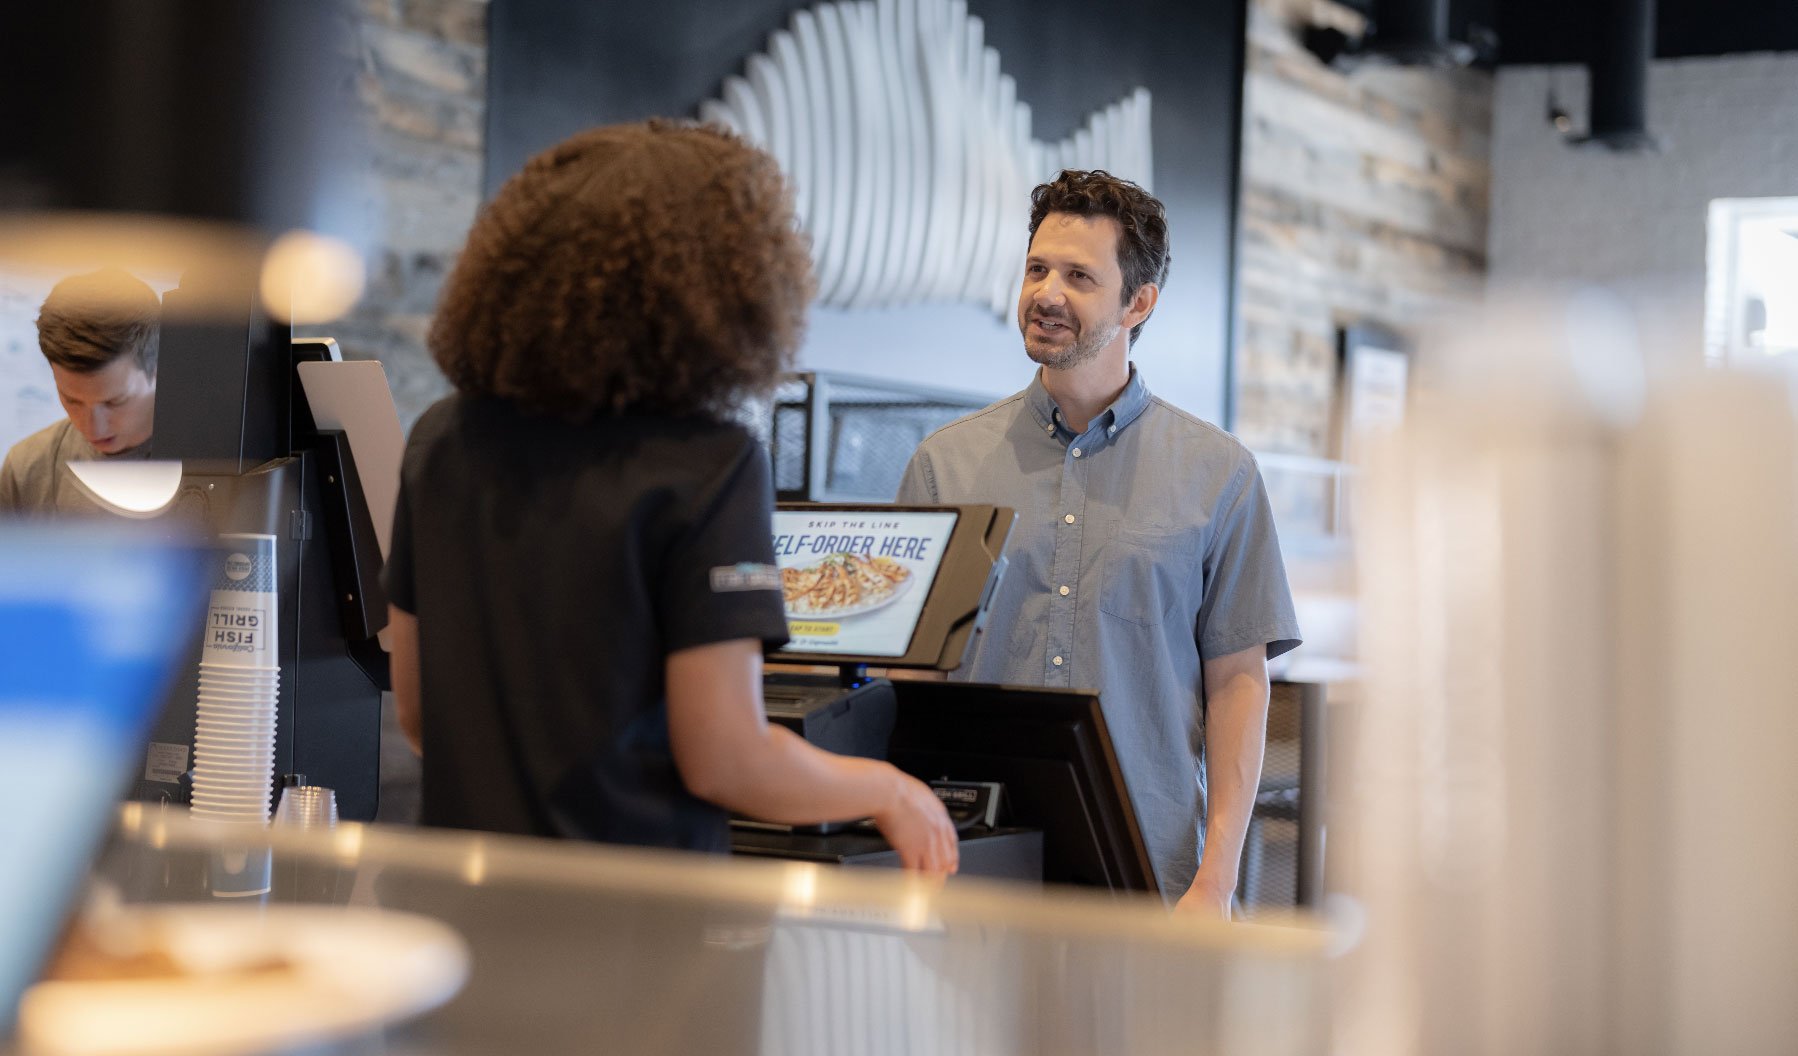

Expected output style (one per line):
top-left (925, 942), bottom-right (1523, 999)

top-left (487, 0), bottom-right (1245, 424)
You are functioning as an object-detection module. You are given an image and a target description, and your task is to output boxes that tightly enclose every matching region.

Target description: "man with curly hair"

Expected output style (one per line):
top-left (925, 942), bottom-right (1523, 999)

top-left (383, 121), bottom-right (956, 872)
top-left (0, 269), bottom-right (160, 516)
top-left (897, 170), bottom-right (1301, 913)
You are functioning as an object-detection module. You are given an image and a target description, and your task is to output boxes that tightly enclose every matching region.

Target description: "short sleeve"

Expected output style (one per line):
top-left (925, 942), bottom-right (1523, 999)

top-left (895, 447), bottom-right (938, 504)
top-left (1195, 455), bottom-right (1303, 661)
top-left (0, 446), bottom-right (24, 513)
top-left (658, 438), bottom-right (791, 653)
top-left (381, 455), bottom-right (417, 615)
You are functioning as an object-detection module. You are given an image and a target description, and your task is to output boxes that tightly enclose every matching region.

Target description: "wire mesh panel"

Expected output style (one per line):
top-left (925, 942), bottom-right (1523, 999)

top-left (771, 407), bottom-right (811, 497)
top-left (1239, 680), bottom-right (1325, 916)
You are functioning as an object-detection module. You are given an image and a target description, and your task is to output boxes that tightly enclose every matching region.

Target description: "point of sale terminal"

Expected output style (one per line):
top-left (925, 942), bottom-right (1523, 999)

top-left (736, 502), bottom-right (1159, 896)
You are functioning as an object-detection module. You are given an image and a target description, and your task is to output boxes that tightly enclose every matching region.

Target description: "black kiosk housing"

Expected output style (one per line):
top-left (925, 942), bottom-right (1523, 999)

top-left (121, 275), bottom-right (389, 820)
top-left (737, 502), bottom-right (1158, 896)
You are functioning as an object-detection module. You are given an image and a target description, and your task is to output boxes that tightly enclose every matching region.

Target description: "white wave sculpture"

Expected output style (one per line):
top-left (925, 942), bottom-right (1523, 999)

top-left (699, 0), bottom-right (1153, 316)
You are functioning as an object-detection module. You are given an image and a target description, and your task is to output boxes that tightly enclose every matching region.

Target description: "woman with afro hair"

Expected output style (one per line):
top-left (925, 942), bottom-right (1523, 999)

top-left (383, 121), bottom-right (956, 872)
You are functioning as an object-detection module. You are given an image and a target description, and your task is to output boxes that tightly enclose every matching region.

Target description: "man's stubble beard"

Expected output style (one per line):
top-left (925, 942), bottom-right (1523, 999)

top-left (1022, 314), bottom-right (1121, 371)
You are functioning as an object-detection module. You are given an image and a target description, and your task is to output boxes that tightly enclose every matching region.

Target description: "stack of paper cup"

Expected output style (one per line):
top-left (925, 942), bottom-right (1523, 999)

top-left (189, 533), bottom-right (281, 824)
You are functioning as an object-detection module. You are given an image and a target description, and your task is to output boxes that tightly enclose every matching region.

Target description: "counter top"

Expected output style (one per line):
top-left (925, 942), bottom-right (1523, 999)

top-left (69, 808), bottom-right (1329, 1056)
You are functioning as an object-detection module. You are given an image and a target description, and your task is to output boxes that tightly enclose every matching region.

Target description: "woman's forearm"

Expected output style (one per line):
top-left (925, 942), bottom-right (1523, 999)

top-left (681, 722), bottom-right (898, 824)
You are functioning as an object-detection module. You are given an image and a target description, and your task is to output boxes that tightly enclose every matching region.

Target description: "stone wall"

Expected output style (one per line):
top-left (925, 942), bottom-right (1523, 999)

top-left (1233, 0), bottom-right (1492, 458)
top-left (329, 0), bottom-right (490, 823)
top-left (302, 0), bottom-right (490, 428)
top-left (0, 0), bottom-right (485, 456)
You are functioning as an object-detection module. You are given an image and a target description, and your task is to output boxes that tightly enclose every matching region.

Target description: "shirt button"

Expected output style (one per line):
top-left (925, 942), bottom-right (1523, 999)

top-left (1058, 585), bottom-right (1070, 596)
top-left (1071, 447), bottom-right (1083, 458)
top-left (1064, 513), bottom-right (1075, 524)
top-left (1052, 655), bottom-right (1064, 666)
top-left (1108, 426), bottom-right (1117, 436)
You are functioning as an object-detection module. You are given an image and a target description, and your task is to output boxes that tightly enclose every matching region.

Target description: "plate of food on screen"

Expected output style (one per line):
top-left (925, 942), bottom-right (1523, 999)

top-left (781, 553), bottom-right (914, 618)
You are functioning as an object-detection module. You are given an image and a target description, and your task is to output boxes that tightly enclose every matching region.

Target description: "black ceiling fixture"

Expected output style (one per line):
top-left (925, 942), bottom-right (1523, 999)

top-left (1575, 0), bottom-right (1659, 150)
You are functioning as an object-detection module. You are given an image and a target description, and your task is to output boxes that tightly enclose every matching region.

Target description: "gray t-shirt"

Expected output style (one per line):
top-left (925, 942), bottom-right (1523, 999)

top-left (0, 419), bottom-right (154, 518)
top-left (897, 366), bottom-right (1301, 898)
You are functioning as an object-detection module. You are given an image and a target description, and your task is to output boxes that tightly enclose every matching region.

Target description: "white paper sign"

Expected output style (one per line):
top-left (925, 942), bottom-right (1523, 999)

top-left (142, 741), bottom-right (190, 784)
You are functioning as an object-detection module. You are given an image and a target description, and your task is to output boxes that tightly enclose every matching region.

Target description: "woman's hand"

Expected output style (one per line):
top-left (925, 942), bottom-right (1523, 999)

top-left (869, 768), bottom-right (960, 874)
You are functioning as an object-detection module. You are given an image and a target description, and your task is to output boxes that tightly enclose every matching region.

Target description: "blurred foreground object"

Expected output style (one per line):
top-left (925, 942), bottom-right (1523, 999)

top-left (0, 0), bottom-right (365, 323)
top-left (92, 813), bottom-right (1330, 1055)
top-left (0, 527), bottom-right (205, 1039)
top-left (21, 903), bottom-right (467, 1056)
top-left (1341, 291), bottom-right (1798, 1053)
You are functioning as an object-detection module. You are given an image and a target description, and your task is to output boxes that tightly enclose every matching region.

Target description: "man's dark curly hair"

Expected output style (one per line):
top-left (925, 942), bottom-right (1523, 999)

top-left (1027, 170), bottom-right (1169, 346)
top-left (430, 120), bottom-right (815, 420)
top-left (37, 268), bottom-right (161, 377)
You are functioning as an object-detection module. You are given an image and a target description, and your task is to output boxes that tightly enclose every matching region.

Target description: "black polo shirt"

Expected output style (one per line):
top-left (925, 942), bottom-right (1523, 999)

top-left (383, 395), bottom-right (789, 851)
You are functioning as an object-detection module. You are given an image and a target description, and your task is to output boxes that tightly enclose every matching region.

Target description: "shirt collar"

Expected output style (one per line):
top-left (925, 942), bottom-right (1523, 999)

top-left (1027, 365), bottom-right (1153, 439)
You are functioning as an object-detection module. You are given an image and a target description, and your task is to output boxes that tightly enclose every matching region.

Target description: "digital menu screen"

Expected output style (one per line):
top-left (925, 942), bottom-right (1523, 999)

top-left (773, 509), bottom-right (959, 658)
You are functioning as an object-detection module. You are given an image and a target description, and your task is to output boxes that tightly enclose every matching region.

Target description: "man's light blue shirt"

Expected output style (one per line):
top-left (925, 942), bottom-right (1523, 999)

top-left (897, 366), bottom-right (1301, 897)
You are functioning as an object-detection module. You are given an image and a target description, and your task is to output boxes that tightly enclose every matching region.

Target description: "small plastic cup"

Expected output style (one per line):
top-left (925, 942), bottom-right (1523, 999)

top-left (273, 785), bottom-right (338, 829)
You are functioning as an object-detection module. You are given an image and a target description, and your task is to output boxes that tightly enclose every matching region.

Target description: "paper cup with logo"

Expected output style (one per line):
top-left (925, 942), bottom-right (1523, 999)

top-left (193, 716), bottom-right (277, 730)
top-left (199, 665), bottom-right (278, 680)
top-left (189, 533), bottom-right (281, 822)
top-left (194, 704), bottom-right (281, 720)
top-left (199, 673), bottom-right (281, 689)
top-left (199, 666), bottom-right (282, 682)
top-left (196, 686), bottom-right (281, 703)
top-left (196, 682), bottom-right (281, 698)
top-left (201, 534), bottom-right (279, 669)
top-left (192, 735), bottom-right (276, 752)
top-left (198, 688), bottom-right (281, 702)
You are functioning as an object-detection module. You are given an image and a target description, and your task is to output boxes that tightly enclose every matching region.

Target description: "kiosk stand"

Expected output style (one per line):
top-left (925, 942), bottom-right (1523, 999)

top-left (734, 503), bottom-right (1159, 896)
top-left (87, 272), bottom-right (400, 821)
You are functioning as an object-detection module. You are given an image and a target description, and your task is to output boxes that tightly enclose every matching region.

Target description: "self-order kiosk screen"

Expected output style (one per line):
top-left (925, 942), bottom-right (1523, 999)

top-left (772, 509), bottom-right (959, 658)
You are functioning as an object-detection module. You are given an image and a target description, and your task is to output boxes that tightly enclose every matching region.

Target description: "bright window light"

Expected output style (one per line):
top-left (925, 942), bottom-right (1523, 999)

top-left (1706, 197), bottom-right (1798, 365)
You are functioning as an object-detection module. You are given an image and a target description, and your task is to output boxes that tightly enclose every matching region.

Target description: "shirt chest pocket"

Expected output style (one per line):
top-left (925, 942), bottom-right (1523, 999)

top-left (1097, 526), bottom-right (1201, 628)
